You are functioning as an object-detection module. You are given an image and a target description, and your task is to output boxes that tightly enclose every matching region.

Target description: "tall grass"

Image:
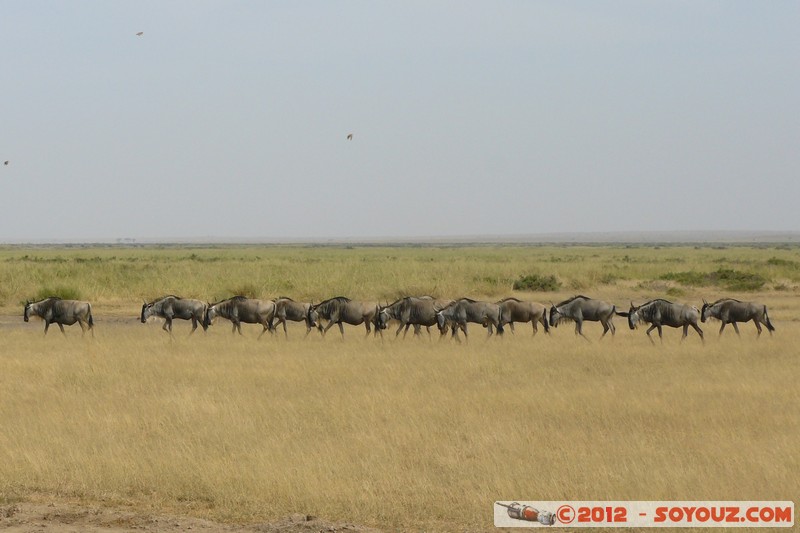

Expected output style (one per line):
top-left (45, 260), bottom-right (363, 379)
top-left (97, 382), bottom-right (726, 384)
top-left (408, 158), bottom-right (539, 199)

top-left (0, 324), bottom-right (797, 530)
top-left (0, 244), bottom-right (798, 530)
top-left (1, 244), bottom-right (798, 313)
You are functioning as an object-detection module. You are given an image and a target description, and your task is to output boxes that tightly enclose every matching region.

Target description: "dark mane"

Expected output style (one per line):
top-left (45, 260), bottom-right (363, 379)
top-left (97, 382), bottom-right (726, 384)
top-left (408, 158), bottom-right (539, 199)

top-left (276, 296), bottom-right (294, 301)
top-left (150, 295), bottom-right (180, 304)
top-left (458, 297), bottom-right (478, 303)
top-left (318, 296), bottom-right (351, 305)
top-left (385, 297), bottom-right (407, 308)
top-left (555, 295), bottom-right (592, 307)
top-left (28, 297), bottom-right (61, 314)
top-left (642, 298), bottom-right (675, 307)
top-left (710, 297), bottom-right (742, 306)
top-left (498, 297), bottom-right (522, 303)
top-left (210, 295), bottom-right (247, 306)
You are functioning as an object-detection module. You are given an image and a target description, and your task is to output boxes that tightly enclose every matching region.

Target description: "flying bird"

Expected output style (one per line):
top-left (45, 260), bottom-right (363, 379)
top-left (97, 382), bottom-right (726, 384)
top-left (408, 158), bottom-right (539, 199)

top-left (3, 161), bottom-right (8, 166)
top-left (136, 31), bottom-right (144, 36)
top-left (346, 133), bottom-right (353, 140)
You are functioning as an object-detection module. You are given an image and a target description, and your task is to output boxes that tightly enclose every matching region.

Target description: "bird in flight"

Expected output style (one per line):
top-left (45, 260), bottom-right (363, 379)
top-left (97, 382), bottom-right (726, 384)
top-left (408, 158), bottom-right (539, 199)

top-left (136, 31), bottom-right (144, 36)
top-left (346, 133), bottom-right (353, 140)
top-left (3, 161), bottom-right (8, 166)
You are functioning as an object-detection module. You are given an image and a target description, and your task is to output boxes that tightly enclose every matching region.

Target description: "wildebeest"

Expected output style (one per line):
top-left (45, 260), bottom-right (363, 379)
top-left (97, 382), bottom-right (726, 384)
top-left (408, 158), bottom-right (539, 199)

top-left (272, 297), bottom-right (321, 338)
top-left (141, 295), bottom-right (208, 335)
top-left (309, 296), bottom-right (380, 337)
top-left (548, 295), bottom-right (618, 340)
top-left (700, 298), bottom-right (775, 337)
top-left (436, 298), bottom-right (504, 341)
top-left (628, 299), bottom-right (704, 343)
top-left (377, 296), bottom-right (450, 338)
top-left (204, 296), bottom-right (276, 338)
top-left (24, 297), bottom-right (94, 336)
top-left (497, 298), bottom-right (550, 335)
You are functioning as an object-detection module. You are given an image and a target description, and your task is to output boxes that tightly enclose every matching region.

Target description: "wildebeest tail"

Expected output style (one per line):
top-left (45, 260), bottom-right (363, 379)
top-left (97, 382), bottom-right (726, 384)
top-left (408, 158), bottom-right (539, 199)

top-left (764, 305), bottom-right (775, 332)
top-left (88, 304), bottom-right (94, 328)
top-left (614, 305), bottom-right (629, 317)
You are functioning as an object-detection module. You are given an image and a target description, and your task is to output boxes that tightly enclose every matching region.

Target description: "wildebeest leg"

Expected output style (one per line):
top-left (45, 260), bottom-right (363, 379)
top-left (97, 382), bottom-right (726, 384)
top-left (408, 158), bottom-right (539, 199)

top-left (258, 323), bottom-right (271, 339)
top-left (58, 323), bottom-right (66, 336)
top-left (395, 323), bottom-right (405, 337)
top-left (691, 323), bottom-right (704, 343)
top-left (321, 320), bottom-right (337, 336)
top-left (681, 324), bottom-right (688, 341)
top-left (338, 322), bottom-right (345, 337)
top-left (162, 318), bottom-right (171, 333)
top-left (731, 322), bottom-right (740, 337)
top-left (189, 317), bottom-right (198, 335)
top-left (282, 318), bottom-right (289, 339)
top-left (600, 321), bottom-right (610, 340)
top-left (575, 320), bottom-right (590, 342)
top-left (232, 321), bottom-right (243, 336)
top-left (754, 319), bottom-right (763, 337)
top-left (645, 325), bottom-right (657, 345)
top-left (718, 322), bottom-right (726, 336)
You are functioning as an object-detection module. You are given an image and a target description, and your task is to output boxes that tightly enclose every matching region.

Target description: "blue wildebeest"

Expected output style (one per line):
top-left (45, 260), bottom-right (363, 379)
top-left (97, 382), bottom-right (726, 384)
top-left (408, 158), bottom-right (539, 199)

top-left (435, 298), bottom-right (504, 341)
top-left (24, 297), bottom-right (94, 336)
top-left (272, 297), bottom-right (321, 338)
top-left (309, 296), bottom-right (380, 337)
top-left (700, 298), bottom-right (775, 337)
top-left (204, 296), bottom-right (276, 338)
top-left (497, 298), bottom-right (550, 335)
top-left (377, 296), bottom-right (450, 338)
top-left (141, 295), bottom-right (208, 335)
top-left (548, 295), bottom-right (618, 340)
top-left (628, 299), bottom-right (704, 343)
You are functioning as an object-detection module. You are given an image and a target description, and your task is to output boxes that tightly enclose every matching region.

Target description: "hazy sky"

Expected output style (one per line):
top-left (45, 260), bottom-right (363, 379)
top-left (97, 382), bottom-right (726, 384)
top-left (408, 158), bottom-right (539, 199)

top-left (1, 2), bottom-right (798, 241)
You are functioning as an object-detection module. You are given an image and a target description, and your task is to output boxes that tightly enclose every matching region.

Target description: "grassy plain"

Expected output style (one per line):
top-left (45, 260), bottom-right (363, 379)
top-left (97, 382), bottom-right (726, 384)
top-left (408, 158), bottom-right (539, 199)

top-left (0, 244), bottom-right (798, 530)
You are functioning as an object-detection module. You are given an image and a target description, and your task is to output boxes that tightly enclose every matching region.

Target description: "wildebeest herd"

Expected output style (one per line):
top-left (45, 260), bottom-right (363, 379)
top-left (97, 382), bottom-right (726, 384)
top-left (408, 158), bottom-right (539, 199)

top-left (21, 294), bottom-right (776, 343)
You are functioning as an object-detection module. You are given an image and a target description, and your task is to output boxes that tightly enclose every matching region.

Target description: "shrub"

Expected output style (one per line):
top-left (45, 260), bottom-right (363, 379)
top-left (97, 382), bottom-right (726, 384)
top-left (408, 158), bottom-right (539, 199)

top-left (659, 268), bottom-right (767, 291)
top-left (513, 274), bottom-right (561, 292)
top-left (34, 286), bottom-right (82, 301)
top-left (766, 257), bottom-right (800, 269)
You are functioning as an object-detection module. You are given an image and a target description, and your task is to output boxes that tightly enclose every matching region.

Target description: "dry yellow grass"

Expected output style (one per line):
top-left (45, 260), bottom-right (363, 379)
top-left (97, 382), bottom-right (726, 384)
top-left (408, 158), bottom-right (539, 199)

top-left (1, 318), bottom-right (797, 530)
top-left (0, 245), bottom-right (798, 530)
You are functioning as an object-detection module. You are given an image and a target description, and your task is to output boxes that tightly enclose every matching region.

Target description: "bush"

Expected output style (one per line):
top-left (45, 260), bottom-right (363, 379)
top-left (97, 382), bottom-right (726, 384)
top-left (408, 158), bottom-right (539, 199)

top-left (766, 257), bottom-right (800, 269)
top-left (34, 286), bottom-right (82, 301)
top-left (513, 274), bottom-right (561, 292)
top-left (659, 268), bottom-right (767, 291)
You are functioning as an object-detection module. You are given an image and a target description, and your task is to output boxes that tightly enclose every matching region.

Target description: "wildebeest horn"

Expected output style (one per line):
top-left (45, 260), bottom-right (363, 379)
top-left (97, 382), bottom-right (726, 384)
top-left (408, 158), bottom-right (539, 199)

top-left (703, 299), bottom-right (708, 305)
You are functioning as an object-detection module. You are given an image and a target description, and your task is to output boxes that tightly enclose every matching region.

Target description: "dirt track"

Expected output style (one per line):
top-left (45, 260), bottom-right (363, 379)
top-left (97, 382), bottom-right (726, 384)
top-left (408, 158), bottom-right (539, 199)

top-left (0, 502), bottom-right (380, 533)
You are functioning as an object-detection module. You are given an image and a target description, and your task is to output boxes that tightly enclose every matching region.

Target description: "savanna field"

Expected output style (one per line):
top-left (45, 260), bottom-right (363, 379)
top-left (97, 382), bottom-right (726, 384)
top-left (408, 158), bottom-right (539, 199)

top-left (0, 244), bottom-right (798, 531)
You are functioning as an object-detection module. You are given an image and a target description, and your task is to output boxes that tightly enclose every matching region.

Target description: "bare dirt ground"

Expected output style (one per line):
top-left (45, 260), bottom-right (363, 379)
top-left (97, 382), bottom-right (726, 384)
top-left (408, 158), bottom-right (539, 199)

top-left (0, 502), bottom-right (380, 533)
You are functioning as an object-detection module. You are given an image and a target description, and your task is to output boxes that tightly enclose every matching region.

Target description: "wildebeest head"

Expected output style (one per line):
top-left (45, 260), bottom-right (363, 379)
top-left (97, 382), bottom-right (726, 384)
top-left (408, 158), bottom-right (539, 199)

top-left (376, 308), bottom-right (390, 330)
top-left (23, 300), bottom-right (31, 322)
top-left (436, 310), bottom-right (448, 330)
top-left (548, 304), bottom-right (560, 327)
top-left (627, 302), bottom-right (640, 329)
top-left (700, 299), bottom-right (710, 322)
top-left (204, 305), bottom-right (218, 328)
top-left (306, 305), bottom-right (319, 328)
top-left (140, 301), bottom-right (152, 323)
